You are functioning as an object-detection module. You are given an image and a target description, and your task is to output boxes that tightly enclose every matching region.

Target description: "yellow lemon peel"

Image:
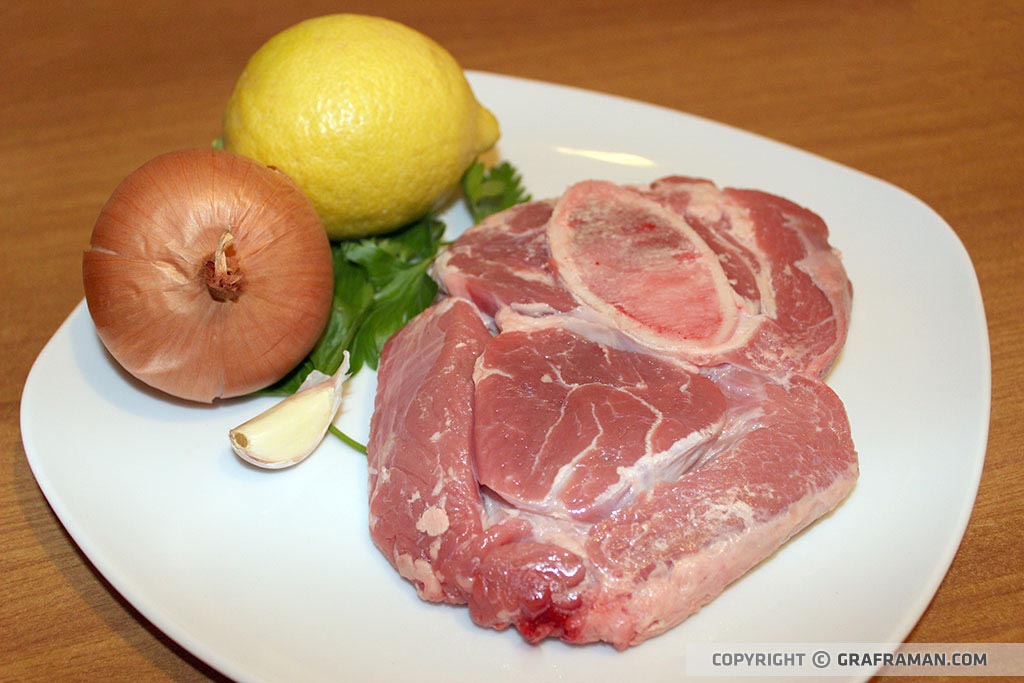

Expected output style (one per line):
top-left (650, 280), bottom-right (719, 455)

top-left (223, 14), bottom-right (500, 239)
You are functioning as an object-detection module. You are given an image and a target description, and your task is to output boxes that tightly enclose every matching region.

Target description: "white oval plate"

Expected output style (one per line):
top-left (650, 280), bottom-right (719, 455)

top-left (21, 72), bottom-right (990, 683)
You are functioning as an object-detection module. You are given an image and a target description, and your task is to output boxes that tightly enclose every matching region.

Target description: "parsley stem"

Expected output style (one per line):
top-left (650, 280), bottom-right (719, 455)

top-left (329, 424), bottom-right (367, 455)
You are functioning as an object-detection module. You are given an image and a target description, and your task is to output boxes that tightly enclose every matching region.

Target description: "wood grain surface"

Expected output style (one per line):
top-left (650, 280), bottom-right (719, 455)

top-left (2, 1), bottom-right (1021, 681)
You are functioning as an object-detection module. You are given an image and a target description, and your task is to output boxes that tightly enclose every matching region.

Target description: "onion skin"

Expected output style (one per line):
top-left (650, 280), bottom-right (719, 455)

top-left (82, 149), bottom-right (334, 403)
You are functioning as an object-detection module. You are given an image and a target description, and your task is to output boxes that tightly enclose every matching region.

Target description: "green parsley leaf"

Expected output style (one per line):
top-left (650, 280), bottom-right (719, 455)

top-left (310, 248), bottom-right (376, 373)
top-left (315, 216), bottom-right (445, 378)
top-left (462, 161), bottom-right (531, 223)
top-left (349, 261), bottom-right (438, 372)
top-left (372, 216), bottom-right (445, 263)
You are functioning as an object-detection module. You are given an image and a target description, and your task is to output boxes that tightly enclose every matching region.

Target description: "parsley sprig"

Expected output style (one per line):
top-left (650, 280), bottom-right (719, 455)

top-left (462, 161), bottom-right (531, 223)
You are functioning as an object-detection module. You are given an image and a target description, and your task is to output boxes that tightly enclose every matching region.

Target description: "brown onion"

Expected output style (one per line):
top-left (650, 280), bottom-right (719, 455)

top-left (83, 148), bottom-right (334, 403)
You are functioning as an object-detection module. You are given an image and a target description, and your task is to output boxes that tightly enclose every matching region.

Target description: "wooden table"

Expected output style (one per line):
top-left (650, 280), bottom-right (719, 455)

top-left (3, 2), bottom-right (1021, 681)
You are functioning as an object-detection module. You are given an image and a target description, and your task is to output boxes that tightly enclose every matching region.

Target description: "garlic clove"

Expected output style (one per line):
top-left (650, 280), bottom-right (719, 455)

top-left (229, 352), bottom-right (350, 469)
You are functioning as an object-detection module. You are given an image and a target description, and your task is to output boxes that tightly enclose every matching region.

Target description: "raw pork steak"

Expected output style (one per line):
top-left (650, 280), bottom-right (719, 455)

top-left (435, 177), bottom-right (852, 380)
top-left (474, 317), bottom-right (728, 523)
top-left (368, 177), bottom-right (857, 648)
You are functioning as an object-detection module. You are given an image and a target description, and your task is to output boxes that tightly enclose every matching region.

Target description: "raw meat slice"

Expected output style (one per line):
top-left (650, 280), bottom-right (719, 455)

top-left (547, 180), bottom-right (746, 353)
top-left (431, 200), bottom-right (575, 318)
top-left (433, 177), bottom-right (852, 379)
top-left (367, 298), bottom-right (858, 648)
top-left (645, 176), bottom-right (853, 379)
top-left (367, 297), bottom-right (530, 603)
top-left (474, 321), bottom-right (727, 522)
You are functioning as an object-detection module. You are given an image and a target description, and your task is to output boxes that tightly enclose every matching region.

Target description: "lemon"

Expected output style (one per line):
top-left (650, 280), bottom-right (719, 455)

top-left (222, 14), bottom-right (500, 239)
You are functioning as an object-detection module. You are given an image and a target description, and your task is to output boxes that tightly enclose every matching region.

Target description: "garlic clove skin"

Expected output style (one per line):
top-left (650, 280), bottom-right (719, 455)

top-left (229, 353), bottom-right (350, 469)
